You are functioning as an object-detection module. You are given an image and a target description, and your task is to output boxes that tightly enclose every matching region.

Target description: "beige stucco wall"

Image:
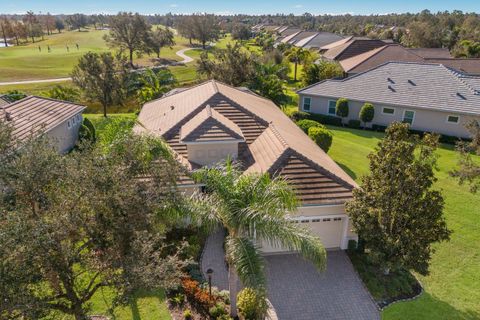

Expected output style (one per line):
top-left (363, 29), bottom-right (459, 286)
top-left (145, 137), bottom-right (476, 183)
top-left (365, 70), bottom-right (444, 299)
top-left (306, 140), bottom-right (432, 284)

top-left (186, 142), bottom-right (239, 166)
top-left (46, 113), bottom-right (83, 154)
top-left (299, 94), bottom-right (479, 138)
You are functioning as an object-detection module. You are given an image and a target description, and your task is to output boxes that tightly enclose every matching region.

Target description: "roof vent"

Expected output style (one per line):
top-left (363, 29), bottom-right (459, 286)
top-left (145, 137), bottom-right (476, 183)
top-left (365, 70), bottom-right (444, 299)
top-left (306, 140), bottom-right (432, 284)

top-left (408, 79), bottom-right (416, 86)
top-left (387, 77), bottom-right (395, 84)
top-left (170, 105), bottom-right (175, 110)
top-left (5, 112), bottom-right (12, 121)
top-left (456, 92), bottom-right (466, 100)
top-left (388, 85), bottom-right (396, 92)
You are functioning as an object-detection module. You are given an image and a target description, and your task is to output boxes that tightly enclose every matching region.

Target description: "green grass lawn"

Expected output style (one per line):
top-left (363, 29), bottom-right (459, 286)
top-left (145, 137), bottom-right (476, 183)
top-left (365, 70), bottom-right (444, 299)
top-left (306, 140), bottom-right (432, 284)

top-left (325, 126), bottom-right (480, 320)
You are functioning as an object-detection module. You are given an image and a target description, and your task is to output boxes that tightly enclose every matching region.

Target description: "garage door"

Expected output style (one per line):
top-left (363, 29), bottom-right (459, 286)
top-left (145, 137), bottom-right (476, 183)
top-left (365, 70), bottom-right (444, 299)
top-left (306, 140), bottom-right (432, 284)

top-left (303, 217), bottom-right (344, 249)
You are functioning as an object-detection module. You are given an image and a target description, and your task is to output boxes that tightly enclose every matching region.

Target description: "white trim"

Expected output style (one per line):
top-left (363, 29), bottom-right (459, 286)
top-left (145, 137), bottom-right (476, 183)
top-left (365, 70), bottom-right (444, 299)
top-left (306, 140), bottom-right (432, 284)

top-left (446, 115), bottom-right (460, 124)
top-left (290, 213), bottom-right (347, 221)
top-left (327, 99), bottom-right (337, 115)
top-left (382, 106), bottom-right (396, 115)
top-left (302, 96), bottom-right (311, 112)
top-left (340, 216), bottom-right (350, 250)
top-left (402, 109), bottom-right (415, 125)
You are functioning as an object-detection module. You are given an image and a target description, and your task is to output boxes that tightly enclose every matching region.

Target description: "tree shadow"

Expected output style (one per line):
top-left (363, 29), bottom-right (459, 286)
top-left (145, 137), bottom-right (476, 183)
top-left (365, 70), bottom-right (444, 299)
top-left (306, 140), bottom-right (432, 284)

top-left (326, 125), bottom-right (385, 140)
top-left (336, 161), bottom-right (357, 180)
top-left (385, 291), bottom-right (480, 320)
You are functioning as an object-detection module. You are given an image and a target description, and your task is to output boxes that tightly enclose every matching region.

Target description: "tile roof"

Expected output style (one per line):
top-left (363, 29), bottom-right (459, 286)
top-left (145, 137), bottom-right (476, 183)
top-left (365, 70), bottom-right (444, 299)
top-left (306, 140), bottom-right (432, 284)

top-left (135, 80), bottom-right (357, 206)
top-left (179, 105), bottom-right (244, 142)
top-left (319, 36), bottom-right (353, 51)
top-left (0, 96), bottom-right (86, 143)
top-left (322, 38), bottom-right (387, 61)
top-left (0, 95), bottom-right (12, 107)
top-left (408, 48), bottom-right (452, 59)
top-left (298, 62), bottom-right (480, 116)
top-left (339, 44), bottom-right (424, 73)
top-left (425, 58), bottom-right (480, 75)
top-left (294, 32), bottom-right (344, 49)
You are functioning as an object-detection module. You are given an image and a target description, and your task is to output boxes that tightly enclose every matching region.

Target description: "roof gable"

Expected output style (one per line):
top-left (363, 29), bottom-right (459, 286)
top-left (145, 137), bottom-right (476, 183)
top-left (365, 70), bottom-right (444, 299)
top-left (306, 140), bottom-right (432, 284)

top-left (323, 38), bottom-right (386, 61)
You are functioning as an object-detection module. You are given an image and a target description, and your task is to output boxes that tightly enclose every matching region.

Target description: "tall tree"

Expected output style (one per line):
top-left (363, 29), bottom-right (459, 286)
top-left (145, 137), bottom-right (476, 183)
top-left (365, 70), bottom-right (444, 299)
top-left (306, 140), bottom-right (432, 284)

top-left (191, 14), bottom-right (219, 49)
top-left (71, 52), bottom-right (128, 117)
top-left (192, 162), bottom-right (326, 318)
top-left (285, 47), bottom-right (310, 81)
top-left (104, 12), bottom-right (151, 67)
top-left (0, 16), bottom-right (13, 47)
top-left (135, 68), bottom-right (177, 104)
top-left (66, 13), bottom-right (88, 31)
top-left (232, 23), bottom-right (252, 41)
top-left (176, 15), bottom-right (195, 45)
top-left (43, 13), bottom-right (55, 35)
top-left (451, 120), bottom-right (480, 192)
top-left (145, 27), bottom-right (175, 58)
top-left (23, 11), bottom-right (42, 43)
top-left (0, 125), bottom-right (188, 320)
top-left (346, 122), bottom-right (451, 275)
top-left (55, 18), bottom-right (65, 33)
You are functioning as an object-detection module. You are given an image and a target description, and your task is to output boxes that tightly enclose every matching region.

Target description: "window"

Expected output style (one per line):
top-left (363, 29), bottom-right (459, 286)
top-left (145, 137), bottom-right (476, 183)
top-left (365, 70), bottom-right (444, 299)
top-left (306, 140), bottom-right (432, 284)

top-left (382, 107), bottom-right (395, 115)
top-left (446, 115), bottom-right (459, 124)
top-left (301, 219), bottom-right (310, 223)
top-left (302, 97), bottom-right (311, 111)
top-left (72, 117), bottom-right (76, 125)
top-left (334, 217), bottom-right (342, 221)
top-left (67, 120), bottom-right (72, 129)
top-left (403, 110), bottom-right (415, 125)
top-left (323, 218), bottom-right (331, 222)
top-left (328, 100), bottom-right (336, 115)
top-left (312, 219), bottom-right (321, 222)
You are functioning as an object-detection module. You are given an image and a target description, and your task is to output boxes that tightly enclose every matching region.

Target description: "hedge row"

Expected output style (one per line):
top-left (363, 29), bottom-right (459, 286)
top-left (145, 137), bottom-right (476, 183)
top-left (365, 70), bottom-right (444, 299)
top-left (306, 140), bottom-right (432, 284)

top-left (290, 111), bottom-right (464, 145)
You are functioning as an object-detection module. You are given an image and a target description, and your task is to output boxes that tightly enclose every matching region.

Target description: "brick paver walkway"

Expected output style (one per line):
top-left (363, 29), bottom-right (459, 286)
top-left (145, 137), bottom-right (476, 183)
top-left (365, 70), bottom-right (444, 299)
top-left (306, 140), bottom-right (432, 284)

top-left (201, 230), bottom-right (379, 320)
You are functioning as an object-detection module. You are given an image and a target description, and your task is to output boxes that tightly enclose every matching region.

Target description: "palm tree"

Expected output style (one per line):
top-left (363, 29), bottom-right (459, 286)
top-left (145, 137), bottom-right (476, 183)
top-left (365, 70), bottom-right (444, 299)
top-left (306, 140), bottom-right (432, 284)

top-left (285, 47), bottom-right (311, 82)
top-left (193, 161), bottom-right (326, 318)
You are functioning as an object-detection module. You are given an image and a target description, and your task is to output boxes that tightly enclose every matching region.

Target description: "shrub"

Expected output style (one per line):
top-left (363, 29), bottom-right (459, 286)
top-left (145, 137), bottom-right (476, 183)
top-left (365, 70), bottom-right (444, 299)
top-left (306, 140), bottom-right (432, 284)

top-left (307, 113), bottom-right (343, 126)
top-left (171, 293), bottom-right (185, 307)
top-left (290, 110), bottom-right (309, 122)
top-left (335, 98), bottom-right (349, 119)
top-left (348, 240), bottom-right (358, 253)
top-left (308, 126), bottom-right (333, 153)
top-left (348, 119), bottom-right (361, 129)
top-left (359, 103), bottom-right (375, 126)
top-left (237, 288), bottom-right (268, 320)
top-left (296, 119), bottom-right (324, 133)
top-left (183, 309), bottom-right (192, 320)
top-left (79, 118), bottom-right (97, 144)
top-left (372, 124), bottom-right (387, 132)
top-left (44, 85), bottom-right (80, 102)
top-left (4, 90), bottom-right (27, 102)
top-left (209, 302), bottom-right (227, 318)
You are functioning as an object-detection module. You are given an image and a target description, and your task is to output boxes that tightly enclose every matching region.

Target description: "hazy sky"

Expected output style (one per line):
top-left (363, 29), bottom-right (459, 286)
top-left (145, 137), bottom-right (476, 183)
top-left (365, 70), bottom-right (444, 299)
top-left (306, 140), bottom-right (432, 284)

top-left (1, 0), bottom-right (479, 15)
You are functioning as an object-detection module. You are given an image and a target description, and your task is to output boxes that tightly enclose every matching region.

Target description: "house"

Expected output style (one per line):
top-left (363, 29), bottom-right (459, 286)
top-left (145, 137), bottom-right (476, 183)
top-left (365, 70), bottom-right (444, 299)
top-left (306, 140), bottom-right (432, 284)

top-left (278, 30), bottom-right (344, 49)
top-left (0, 96), bottom-right (86, 153)
top-left (135, 80), bottom-right (358, 251)
top-left (320, 37), bottom-right (387, 61)
top-left (297, 62), bottom-right (480, 138)
top-left (339, 44), bottom-right (480, 76)
top-left (408, 47), bottom-right (452, 59)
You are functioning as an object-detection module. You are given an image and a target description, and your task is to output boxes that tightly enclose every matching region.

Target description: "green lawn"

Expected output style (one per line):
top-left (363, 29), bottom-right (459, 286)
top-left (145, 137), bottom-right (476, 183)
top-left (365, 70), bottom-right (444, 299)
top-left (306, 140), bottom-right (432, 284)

top-left (325, 126), bottom-right (480, 320)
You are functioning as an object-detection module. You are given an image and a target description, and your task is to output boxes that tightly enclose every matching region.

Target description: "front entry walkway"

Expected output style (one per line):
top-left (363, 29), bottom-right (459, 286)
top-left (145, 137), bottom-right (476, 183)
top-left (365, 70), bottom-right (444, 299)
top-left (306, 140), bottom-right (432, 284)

top-left (201, 230), bottom-right (380, 320)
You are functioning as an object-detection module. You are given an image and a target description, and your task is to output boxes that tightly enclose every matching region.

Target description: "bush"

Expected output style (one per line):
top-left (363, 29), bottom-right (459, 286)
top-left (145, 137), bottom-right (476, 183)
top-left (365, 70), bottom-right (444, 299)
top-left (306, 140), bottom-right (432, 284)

top-left (44, 85), bottom-right (80, 102)
top-left (183, 309), bottom-right (192, 320)
top-left (237, 288), bottom-right (268, 320)
top-left (308, 126), bottom-right (333, 153)
top-left (296, 119), bottom-right (324, 133)
top-left (348, 119), bottom-right (362, 129)
top-left (359, 103), bottom-right (375, 125)
top-left (78, 118), bottom-right (97, 144)
top-left (290, 110), bottom-right (309, 122)
top-left (372, 124), bottom-right (387, 132)
top-left (171, 293), bottom-right (185, 307)
top-left (348, 239), bottom-right (358, 253)
top-left (335, 98), bottom-right (349, 118)
top-left (209, 302), bottom-right (227, 318)
top-left (307, 113), bottom-right (343, 126)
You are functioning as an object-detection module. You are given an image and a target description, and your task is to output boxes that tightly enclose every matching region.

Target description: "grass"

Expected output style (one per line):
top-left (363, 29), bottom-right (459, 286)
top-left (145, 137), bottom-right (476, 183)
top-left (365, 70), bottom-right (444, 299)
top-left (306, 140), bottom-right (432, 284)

top-left (324, 126), bottom-right (480, 320)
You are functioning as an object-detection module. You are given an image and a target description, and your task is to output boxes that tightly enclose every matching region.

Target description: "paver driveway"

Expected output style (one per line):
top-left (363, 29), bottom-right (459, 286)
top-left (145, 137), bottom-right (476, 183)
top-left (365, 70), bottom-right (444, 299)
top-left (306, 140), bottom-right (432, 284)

top-left (265, 252), bottom-right (380, 320)
top-left (201, 230), bottom-right (380, 320)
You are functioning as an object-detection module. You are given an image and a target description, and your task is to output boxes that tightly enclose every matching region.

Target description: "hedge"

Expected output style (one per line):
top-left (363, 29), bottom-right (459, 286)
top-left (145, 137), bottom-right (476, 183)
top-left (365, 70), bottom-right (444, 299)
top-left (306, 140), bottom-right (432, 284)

top-left (348, 119), bottom-right (361, 129)
top-left (297, 119), bottom-right (324, 133)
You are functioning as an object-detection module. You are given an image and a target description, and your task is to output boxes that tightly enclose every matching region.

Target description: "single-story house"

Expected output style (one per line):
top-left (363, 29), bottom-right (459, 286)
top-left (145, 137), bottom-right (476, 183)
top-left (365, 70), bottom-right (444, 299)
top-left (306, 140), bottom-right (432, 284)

top-left (338, 44), bottom-right (480, 76)
top-left (0, 96), bottom-right (86, 153)
top-left (279, 31), bottom-right (344, 49)
top-left (297, 62), bottom-right (480, 138)
top-left (135, 80), bottom-right (358, 251)
top-left (320, 37), bottom-right (387, 61)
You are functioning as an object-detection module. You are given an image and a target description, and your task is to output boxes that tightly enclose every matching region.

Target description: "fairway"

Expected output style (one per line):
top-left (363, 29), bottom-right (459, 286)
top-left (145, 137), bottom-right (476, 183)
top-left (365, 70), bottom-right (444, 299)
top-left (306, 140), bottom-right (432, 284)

top-left (325, 126), bottom-right (480, 320)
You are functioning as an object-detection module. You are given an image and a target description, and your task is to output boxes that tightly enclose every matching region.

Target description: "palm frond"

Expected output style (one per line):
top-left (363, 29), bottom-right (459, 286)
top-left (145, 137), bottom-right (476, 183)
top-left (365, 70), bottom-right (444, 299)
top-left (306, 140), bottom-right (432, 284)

top-left (225, 235), bottom-right (266, 289)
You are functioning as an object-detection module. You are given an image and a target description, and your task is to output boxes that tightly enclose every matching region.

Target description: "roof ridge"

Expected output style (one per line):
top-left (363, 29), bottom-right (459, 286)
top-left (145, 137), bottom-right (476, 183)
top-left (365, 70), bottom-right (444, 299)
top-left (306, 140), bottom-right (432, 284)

top-left (211, 79), bottom-right (219, 93)
top-left (268, 123), bottom-right (289, 148)
top-left (443, 65), bottom-right (480, 95)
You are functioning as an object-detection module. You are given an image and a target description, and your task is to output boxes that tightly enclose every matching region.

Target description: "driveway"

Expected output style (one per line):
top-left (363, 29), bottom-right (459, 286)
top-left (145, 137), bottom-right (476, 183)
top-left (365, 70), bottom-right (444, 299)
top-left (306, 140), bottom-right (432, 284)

top-left (265, 252), bottom-right (380, 320)
top-left (201, 230), bottom-right (380, 320)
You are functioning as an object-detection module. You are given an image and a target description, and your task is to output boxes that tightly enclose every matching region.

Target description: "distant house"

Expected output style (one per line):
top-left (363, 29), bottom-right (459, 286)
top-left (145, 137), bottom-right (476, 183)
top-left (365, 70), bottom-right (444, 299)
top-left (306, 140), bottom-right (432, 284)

top-left (320, 37), bottom-right (387, 61)
top-left (278, 30), bottom-right (344, 49)
top-left (339, 44), bottom-right (480, 76)
top-left (297, 62), bottom-right (480, 138)
top-left (135, 80), bottom-right (358, 251)
top-left (408, 48), bottom-right (452, 59)
top-left (0, 96), bottom-right (86, 153)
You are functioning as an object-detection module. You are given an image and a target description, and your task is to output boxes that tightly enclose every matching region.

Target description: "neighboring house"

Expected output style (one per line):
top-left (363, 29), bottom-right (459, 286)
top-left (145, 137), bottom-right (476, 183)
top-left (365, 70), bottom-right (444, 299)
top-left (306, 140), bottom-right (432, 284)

top-left (278, 31), bottom-right (344, 49)
top-left (0, 96), bottom-right (86, 153)
top-left (297, 62), bottom-right (480, 138)
top-left (320, 37), bottom-right (387, 61)
top-left (408, 47), bottom-right (452, 59)
top-left (135, 80), bottom-right (358, 251)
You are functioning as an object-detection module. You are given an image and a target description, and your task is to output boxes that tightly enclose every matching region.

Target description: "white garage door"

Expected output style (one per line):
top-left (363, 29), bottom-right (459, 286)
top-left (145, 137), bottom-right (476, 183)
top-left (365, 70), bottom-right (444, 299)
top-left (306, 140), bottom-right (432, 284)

top-left (303, 217), bottom-right (344, 249)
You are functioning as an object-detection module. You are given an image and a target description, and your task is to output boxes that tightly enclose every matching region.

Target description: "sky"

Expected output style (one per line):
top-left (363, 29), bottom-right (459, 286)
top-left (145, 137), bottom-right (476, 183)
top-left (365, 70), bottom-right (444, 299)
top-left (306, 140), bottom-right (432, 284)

top-left (0, 0), bottom-right (479, 15)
